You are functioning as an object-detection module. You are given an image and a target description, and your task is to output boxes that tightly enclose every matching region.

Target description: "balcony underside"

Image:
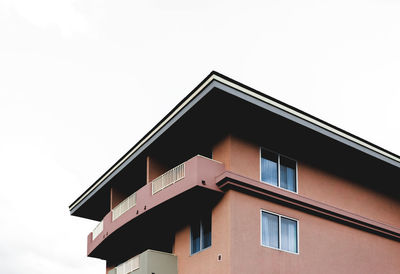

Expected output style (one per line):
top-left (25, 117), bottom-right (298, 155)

top-left (90, 186), bottom-right (222, 264)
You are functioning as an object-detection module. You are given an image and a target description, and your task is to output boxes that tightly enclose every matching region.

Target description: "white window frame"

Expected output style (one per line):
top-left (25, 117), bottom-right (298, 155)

top-left (259, 147), bottom-right (298, 193)
top-left (260, 209), bottom-right (299, 254)
top-left (190, 214), bottom-right (212, 255)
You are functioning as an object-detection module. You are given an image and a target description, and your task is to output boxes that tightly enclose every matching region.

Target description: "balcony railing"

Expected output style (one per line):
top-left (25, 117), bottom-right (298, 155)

top-left (112, 192), bottom-right (137, 221)
top-left (115, 255), bottom-right (139, 274)
top-left (92, 220), bottom-right (103, 240)
top-left (151, 163), bottom-right (185, 195)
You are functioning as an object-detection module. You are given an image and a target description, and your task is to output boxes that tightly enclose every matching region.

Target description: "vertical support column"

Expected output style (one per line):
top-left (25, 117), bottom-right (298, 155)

top-left (212, 134), bottom-right (260, 181)
top-left (212, 135), bottom-right (232, 170)
top-left (146, 155), bottom-right (168, 183)
top-left (110, 187), bottom-right (125, 210)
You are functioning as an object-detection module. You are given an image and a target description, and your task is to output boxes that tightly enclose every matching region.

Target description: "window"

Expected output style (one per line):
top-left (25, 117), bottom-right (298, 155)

top-left (261, 210), bottom-right (298, 253)
top-left (261, 149), bottom-right (297, 192)
top-left (191, 212), bottom-right (212, 254)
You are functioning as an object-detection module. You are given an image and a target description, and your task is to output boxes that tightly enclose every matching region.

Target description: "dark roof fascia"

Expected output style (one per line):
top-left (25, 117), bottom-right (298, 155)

top-left (211, 71), bottom-right (400, 162)
top-left (70, 71), bottom-right (400, 215)
top-left (211, 80), bottom-right (400, 168)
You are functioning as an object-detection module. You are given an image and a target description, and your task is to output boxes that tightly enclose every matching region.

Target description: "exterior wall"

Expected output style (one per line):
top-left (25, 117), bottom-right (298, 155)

top-left (173, 191), bottom-right (233, 274)
top-left (229, 190), bottom-right (400, 274)
top-left (213, 135), bottom-right (260, 181)
top-left (213, 135), bottom-right (231, 171)
top-left (213, 135), bottom-right (400, 228)
top-left (299, 162), bottom-right (400, 228)
top-left (98, 135), bottom-right (399, 274)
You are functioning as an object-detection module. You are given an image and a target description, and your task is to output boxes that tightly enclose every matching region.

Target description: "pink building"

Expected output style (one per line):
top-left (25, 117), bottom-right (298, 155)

top-left (69, 72), bottom-right (400, 274)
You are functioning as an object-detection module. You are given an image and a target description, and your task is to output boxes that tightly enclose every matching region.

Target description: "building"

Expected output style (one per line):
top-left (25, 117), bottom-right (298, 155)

top-left (69, 72), bottom-right (400, 274)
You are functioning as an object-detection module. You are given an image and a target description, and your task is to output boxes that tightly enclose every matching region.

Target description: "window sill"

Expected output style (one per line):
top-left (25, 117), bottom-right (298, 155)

top-left (260, 244), bottom-right (299, 255)
top-left (260, 180), bottom-right (298, 194)
top-left (190, 245), bottom-right (212, 256)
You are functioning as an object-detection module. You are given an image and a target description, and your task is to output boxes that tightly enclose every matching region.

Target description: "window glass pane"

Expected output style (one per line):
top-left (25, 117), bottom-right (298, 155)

top-left (261, 212), bottom-right (279, 249)
top-left (202, 214), bottom-right (212, 249)
top-left (281, 217), bottom-right (298, 253)
top-left (280, 156), bottom-right (296, 192)
top-left (261, 150), bottom-right (278, 186)
top-left (191, 222), bottom-right (200, 254)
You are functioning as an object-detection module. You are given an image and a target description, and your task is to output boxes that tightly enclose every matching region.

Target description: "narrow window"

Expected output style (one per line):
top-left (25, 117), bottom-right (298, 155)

top-left (261, 212), bottom-right (279, 248)
top-left (202, 213), bottom-right (212, 249)
top-left (280, 217), bottom-right (298, 253)
top-left (261, 210), bottom-right (298, 253)
top-left (261, 150), bottom-right (278, 186)
top-left (191, 221), bottom-right (201, 254)
top-left (261, 148), bottom-right (297, 192)
top-left (280, 156), bottom-right (296, 192)
top-left (191, 212), bottom-right (212, 254)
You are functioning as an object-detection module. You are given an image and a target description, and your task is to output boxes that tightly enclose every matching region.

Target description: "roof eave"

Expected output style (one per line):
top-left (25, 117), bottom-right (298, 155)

top-left (69, 71), bottom-right (400, 216)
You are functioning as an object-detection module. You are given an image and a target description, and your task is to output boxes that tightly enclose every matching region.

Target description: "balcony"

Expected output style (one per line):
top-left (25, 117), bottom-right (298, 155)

top-left (112, 192), bottom-right (137, 221)
top-left (114, 254), bottom-right (139, 274)
top-left (151, 163), bottom-right (185, 195)
top-left (87, 155), bottom-right (225, 261)
top-left (92, 220), bottom-right (103, 240)
top-left (108, 249), bottom-right (177, 274)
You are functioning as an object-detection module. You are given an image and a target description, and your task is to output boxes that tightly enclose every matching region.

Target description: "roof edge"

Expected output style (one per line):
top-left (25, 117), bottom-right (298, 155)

top-left (70, 71), bottom-right (400, 212)
top-left (211, 72), bottom-right (400, 163)
top-left (69, 71), bottom-right (217, 211)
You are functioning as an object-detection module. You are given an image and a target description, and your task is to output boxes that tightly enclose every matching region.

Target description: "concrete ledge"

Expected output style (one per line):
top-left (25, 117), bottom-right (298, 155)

top-left (216, 171), bottom-right (400, 242)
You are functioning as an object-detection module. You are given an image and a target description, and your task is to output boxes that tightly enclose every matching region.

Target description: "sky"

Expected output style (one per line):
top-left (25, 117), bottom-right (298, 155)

top-left (0, 0), bottom-right (399, 273)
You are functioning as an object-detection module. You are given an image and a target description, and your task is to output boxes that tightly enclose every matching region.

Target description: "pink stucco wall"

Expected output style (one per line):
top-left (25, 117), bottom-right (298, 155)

top-left (173, 189), bottom-right (400, 274)
top-left (213, 135), bottom-right (260, 181)
top-left (173, 191), bottom-right (233, 274)
top-left (101, 135), bottom-right (400, 273)
top-left (299, 162), bottom-right (400, 228)
top-left (213, 134), bottom-right (400, 228)
top-left (229, 190), bottom-right (400, 274)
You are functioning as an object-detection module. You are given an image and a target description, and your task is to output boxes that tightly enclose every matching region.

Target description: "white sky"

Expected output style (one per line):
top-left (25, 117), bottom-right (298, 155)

top-left (1, 0), bottom-right (399, 273)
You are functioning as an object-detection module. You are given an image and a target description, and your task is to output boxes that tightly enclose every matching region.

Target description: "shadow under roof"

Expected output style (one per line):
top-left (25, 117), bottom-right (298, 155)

top-left (69, 71), bottom-right (400, 219)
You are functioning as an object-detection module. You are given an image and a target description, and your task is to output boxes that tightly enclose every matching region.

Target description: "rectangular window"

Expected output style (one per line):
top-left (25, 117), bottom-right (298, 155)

top-left (261, 149), bottom-right (297, 192)
top-left (261, 211), bottom-right (298, 253)
top-left (261, 150), bottom-right (278, 186)
top-left (191, 212), bottom-right (212, 254)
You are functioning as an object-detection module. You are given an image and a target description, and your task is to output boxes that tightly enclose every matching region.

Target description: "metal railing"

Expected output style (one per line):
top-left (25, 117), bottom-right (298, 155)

top-left (151, 163), bottom-right (185, 195)
top-left (116, 255), bottom-right (139, 274)
top-left (112, 192), bottom-right (137, 221)
top-left (92, 220), bottom-right (103, 240)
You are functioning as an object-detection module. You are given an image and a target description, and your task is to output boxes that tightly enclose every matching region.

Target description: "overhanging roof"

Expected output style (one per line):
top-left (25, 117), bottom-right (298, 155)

top-left (69, 71), bottom-right (400, 216)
